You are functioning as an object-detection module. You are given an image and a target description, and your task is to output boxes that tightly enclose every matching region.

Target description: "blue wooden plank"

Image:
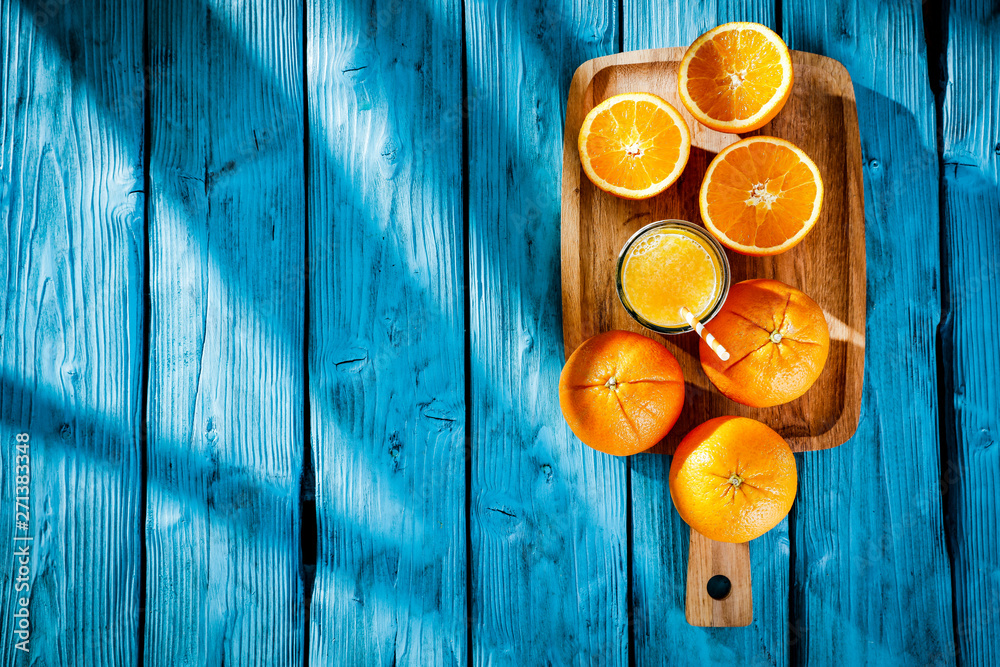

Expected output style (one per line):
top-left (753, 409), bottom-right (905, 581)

top-left (940, 1), bottom-right (1000, 663)
top-left (621, 3), bottom-right (789, 664)
top-left (305, 0), bottom-right (467, 664)
top-left (783, 2), bottom-right (956, 664)
top-left (0, 0), bottom-right (144, 664)
top-left (144, 0), bottom-right (305, 663)
top-left (465, 0), bottom-right (628, 663)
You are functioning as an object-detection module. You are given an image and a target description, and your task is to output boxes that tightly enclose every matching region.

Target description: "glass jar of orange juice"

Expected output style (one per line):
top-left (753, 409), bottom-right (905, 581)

top-left (616, 220), bottom-right (731, 334)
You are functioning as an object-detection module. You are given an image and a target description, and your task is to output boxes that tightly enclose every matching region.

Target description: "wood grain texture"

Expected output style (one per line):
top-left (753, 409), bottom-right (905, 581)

top-left (144, 0), bottom-right (305, 664)
top-left (466, 0), bottom-right (629, 663)
top-left (561, 47), bottom-right (866, 454)
top-left (940, 1), bottom-right (1000, 663)
top-left (306, 0), bottom-right (467, 664)
top-left (0, 1), bottom-right (144, 664)
top-left (622, 2), bottom-right (792, 663)
top-left (784, 1), bottom-right (956, 664)
top-left (561, 44), bottom-right (866, 631)
top-left (632, 452), bottom-right (792, 665)
top-left (685, 534), bottom-right (752, 627)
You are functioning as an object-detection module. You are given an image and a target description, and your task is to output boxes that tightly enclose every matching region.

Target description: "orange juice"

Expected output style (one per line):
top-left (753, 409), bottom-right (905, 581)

top-left (616, 220), bottom-right (730, 332)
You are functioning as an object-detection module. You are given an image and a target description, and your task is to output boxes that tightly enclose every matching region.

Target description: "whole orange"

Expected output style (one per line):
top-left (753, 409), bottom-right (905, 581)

top-left (669, 416), bottom-right (797, 543)
top-left (701, 279), bottom-right (830, 407)
top-left (559, 330), bottom-right (684, 456)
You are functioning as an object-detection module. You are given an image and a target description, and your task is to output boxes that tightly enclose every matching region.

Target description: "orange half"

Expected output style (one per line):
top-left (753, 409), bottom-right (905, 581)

top-left (578, 92), bottom-right (691, 200)
top-left (699, 136), bottom-right (823, 255)
top-left (678, 22), bottom-right (794, 133)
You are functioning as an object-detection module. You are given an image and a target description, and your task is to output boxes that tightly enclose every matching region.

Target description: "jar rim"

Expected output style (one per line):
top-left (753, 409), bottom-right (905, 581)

top-left (615, 219), bottom-right (732, 335)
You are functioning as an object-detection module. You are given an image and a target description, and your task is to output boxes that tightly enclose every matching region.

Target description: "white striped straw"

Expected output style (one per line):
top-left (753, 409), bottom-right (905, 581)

top-left (680, 306), bottom-right (730, 361)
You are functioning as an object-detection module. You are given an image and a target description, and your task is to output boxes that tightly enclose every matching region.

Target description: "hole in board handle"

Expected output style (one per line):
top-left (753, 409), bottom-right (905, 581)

top-left (707, 574), bottom-right (732, 600)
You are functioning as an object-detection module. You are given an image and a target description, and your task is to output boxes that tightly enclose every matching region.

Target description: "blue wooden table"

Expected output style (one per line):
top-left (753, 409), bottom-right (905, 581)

top-left (1, 0), bottom-right (997, 664)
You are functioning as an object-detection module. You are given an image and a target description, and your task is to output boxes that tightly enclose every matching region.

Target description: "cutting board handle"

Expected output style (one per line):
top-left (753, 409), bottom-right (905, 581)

top-left (685, 529), bottom-right (753, 627)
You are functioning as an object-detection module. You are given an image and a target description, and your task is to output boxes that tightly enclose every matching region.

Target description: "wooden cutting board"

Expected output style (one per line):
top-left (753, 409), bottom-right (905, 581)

top-left (561, 48), bottom-right (865, 627)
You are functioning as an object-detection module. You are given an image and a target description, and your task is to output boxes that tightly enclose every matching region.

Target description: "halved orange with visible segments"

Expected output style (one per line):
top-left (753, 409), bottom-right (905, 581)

top-left (578, 92), bottom-right (691, 200)
top-left (678, 22), bottom-right (793, 133)
top-left (700, 136), bottom-right (823, 255)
